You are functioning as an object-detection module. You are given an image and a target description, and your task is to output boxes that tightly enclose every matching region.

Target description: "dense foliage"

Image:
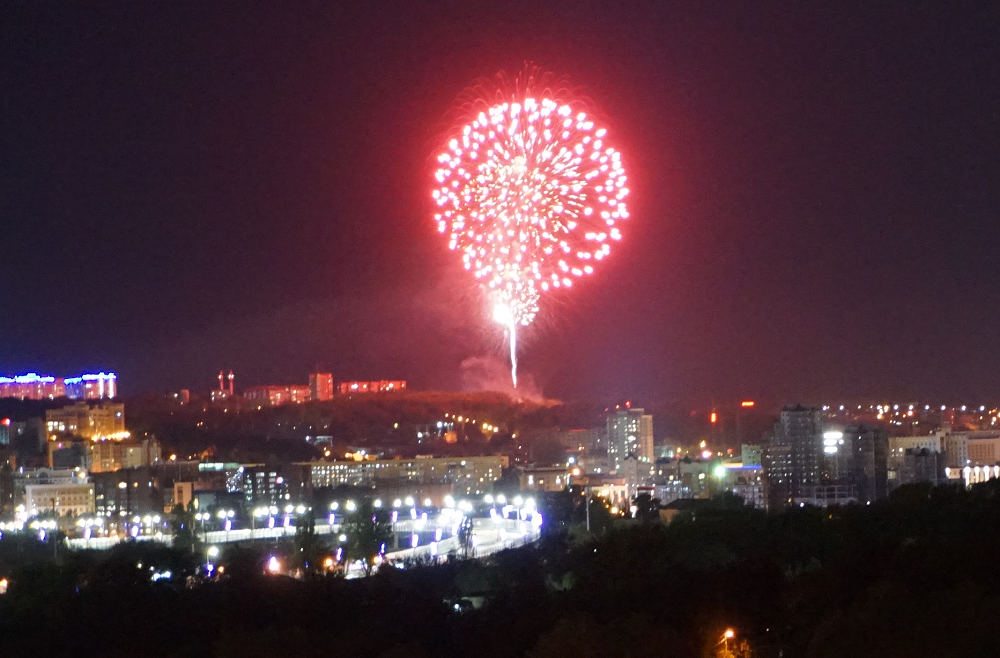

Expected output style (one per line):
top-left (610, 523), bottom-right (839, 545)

top-left (2, 481), bottom-right (999, 657)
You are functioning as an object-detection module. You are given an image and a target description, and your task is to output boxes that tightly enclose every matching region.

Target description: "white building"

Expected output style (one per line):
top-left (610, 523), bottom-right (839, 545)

top-left (25, 482), bottom-right (95, 518)
top-left (307, 455), bottom-right (507, 496)
top-left (607, 408), bottom-right (654, 475)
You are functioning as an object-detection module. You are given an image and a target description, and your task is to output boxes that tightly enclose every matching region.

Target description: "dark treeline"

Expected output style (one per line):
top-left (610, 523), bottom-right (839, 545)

top-left (3, 481), bottom-right (1000, 657)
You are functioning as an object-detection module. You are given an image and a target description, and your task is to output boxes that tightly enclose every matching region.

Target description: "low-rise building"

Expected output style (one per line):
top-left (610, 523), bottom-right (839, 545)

top-left (25, 479), bottom-right (94, 517)
top-left (888, 448), bottom-right (941, 489)
top-left (338, 380), bottom-right (407, 394)
top-left (307, 455), bottom-right (506, 496)
top-left (244, 386), bottom-right (311, 407)
top-left (518, 465), bottom-right (574, 492)
top-left (91, 467), bottom-right (165, 518)
top-left (715, 462), bottom-right (766, 508)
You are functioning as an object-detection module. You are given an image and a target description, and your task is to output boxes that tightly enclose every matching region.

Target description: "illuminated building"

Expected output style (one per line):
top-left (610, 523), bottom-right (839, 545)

top-left (307, 455), bottom-right (506, 496)
top-left (889, 430), bottom-right (946, 456)
top-left (25, 482), bottom-right (95, 517)
top-left (766, 408), bottom-right (889, 508)
top-left (63, 373), bottom-right (117, 399)
top-left (45, 402), bottom-right (126, 440)
top-left (0, 373), bottom-right (64, 399)
top-left (606, 408), bottom-right (654, 474)
top-left (85, 437), bottom-right (162, 473)
top-left (239, 464), bottom-right (310, 506)
top-left (0, 372), bottom-right (117, 400)
top-left (92, 468), bottom-right (164, 518)
top-left (244, 386), bottom-right (311, 406)
top-left (24, 469), bottom-right (94, 517)
top-left (338, 380), bottom-right (407, 394)
top-left (713, 459), bottom-right (766, 508)
top-left (519, 465), bottom-right (574, 492)
top-left (765, 405), bottom-right (824, 507)
top-left (309, 372), bottom-right (334, 401)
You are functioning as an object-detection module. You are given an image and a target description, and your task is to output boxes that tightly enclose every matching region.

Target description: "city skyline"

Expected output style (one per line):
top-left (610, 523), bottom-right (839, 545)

top-left (3, 2), bottom-right (999, 404)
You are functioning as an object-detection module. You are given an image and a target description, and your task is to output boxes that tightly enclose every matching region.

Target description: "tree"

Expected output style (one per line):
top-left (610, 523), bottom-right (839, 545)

top-left (342, 498), bottom-right (392, 575)
top-left (169, 503), bottom-right (200, 554)
top-left (457, 516), bottom-right (474, 558)
top-left (293, 509), bottom-right (325, 576)
top-left (632, 493), bottom-right (661, 522)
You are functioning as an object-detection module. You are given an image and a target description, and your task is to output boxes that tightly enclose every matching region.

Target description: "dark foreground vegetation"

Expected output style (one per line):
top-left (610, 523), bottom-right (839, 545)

top-left (3, 481), bottom-right (999, 657)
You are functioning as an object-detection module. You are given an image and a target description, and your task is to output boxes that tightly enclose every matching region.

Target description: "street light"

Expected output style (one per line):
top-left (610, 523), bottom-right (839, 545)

top-left (206, 545), bottom-right (220, 576)
top-left (718, 628), bottom-right (735, 654)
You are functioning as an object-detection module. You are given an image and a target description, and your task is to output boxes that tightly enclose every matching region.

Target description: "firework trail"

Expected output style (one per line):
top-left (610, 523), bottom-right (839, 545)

top-left (433, 69), bottom-right (629, 386)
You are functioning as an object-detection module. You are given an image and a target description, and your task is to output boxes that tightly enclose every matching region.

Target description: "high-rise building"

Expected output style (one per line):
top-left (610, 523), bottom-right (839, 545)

top-left (309, 372), bottom-right (334, 401)
top-left (606, 408), bottom-right (654, 474)
top-left (766, 409), bottom-right (889, 508)
top-left (765, 405), bottom-right (824, 508)
top-left (844, 424), bottom-right (888, 504)
top-left (63, 373), bottom-right (117, 400)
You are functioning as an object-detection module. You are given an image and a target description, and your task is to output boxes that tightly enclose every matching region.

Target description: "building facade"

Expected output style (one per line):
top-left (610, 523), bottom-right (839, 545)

top-left (45, 402), bottom-right (126, 440)
top-left (63, 373), bottom-right (117, 400)
top-left (244, 386), bottom-right (311, 407)
top-left (25, 481), bottom-right (95, 517)
top-left (307, 455), bottom-right (506, 496)
top-left (309, 372), bottom-right (334, 401)
top-left (338, 380), bottom-right (407, 394)
top-left (606, 408), bottom-right (654, 475)
top-left (765, 405), bottom-right (824, 508)
top-left (0, 372), bottom-right (117, 400)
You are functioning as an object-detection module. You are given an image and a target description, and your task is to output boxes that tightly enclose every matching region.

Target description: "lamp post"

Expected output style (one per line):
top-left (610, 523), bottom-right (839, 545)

top-left (718, 628), bottom-right (735, 656)
top-left (206, 545), bottom-right (219, 577)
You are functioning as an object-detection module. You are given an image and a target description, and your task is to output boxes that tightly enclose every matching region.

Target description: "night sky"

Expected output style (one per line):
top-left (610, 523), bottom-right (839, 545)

top-left (2, 2), bottom-right (998, 405)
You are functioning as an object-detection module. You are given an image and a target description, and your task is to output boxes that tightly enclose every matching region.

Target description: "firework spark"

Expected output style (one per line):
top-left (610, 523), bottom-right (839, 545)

top-left (433, 74), bottom-right (628, 386)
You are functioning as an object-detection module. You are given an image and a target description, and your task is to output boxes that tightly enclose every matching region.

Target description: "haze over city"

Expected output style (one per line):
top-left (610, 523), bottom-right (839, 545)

top-left (3, 2), bottom-right (998, 403)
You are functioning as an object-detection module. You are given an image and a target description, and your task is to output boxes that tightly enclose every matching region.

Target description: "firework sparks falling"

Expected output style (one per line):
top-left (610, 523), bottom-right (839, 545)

top-left (433, 76), bottom-right (629, 386)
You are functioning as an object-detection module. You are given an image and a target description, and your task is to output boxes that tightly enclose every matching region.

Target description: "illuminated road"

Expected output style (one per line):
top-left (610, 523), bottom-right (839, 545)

top-left (65, 516), bottom-right (542, 566)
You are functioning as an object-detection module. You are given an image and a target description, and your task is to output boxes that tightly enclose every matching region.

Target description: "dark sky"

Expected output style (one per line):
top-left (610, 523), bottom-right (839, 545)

top-left (2, 1), bottom-right (999, 405)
